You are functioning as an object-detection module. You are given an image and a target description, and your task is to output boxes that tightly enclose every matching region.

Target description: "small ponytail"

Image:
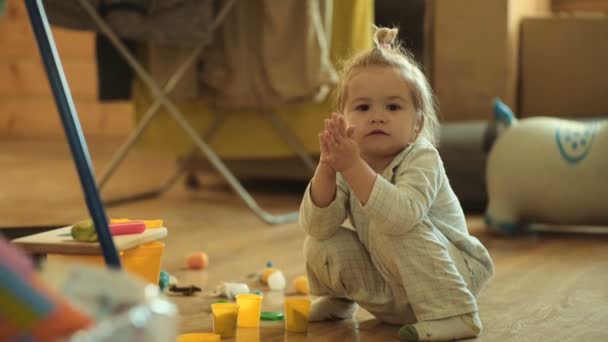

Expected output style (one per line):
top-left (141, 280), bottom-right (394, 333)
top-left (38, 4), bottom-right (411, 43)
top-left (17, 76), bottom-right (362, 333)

top-left (373, 26), bottom-right (399, 51)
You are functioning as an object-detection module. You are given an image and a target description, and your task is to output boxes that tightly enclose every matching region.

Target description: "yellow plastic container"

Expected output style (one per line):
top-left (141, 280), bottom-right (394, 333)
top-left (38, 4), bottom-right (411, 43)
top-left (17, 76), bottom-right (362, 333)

top-left (47, 241), bottom-right (165, 284)
top-left (211, 303), bottom-right (239, 338)
top-left (236, 327), bottom-right (260, 342)
top-left (284, 297), bottom-right (311, 333)
top-left (235, 294), bottom-right (263, 328)
top-left (177, 333), bottom-right (220, 342)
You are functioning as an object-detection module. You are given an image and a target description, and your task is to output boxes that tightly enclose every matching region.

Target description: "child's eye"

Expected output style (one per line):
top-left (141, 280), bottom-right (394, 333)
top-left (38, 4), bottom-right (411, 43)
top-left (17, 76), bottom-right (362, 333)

top-left (355, 104), bottom-right (370, 111)
top-left (387, 104), bottom-right (402, 111)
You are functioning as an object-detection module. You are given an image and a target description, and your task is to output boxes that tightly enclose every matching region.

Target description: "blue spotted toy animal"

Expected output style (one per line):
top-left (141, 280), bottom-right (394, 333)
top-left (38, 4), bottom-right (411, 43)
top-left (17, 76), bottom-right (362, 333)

top-left (485, 99), bottom-right (608, 234)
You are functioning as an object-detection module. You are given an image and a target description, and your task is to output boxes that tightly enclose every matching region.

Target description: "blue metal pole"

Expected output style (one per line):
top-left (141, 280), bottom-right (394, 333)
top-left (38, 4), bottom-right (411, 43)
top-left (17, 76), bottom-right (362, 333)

top-left (24, 0), bottom-right (121, 268)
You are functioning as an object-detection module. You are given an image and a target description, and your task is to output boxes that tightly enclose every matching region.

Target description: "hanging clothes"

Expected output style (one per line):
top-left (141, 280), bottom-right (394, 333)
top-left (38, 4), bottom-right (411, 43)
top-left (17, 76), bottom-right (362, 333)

top-left (43, 0), bottom-right (214, 101)
top-left (198, 0), bottom-right (338, 110)
top-left (96, 34), bottom-right (137, 101)
top-left (144, 42), bottom-right (200, 101)
top-left (43, 0), bottom-right (214, 45)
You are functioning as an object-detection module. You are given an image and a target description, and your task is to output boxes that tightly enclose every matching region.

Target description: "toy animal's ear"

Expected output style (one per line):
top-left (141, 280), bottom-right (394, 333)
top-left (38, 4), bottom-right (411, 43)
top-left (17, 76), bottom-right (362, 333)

top-left (493, 98), bottom-right (517, 126)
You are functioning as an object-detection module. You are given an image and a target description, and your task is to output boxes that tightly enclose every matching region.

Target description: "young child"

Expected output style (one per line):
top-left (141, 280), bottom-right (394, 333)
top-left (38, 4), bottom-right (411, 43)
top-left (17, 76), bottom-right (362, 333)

top-left (299, 27), bottom-right (494, 341)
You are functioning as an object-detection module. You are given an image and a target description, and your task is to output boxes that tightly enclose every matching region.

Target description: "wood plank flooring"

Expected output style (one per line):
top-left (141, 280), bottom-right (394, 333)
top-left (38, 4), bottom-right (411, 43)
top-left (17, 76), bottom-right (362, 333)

top-left (2, 139), bottom-right (607, 341)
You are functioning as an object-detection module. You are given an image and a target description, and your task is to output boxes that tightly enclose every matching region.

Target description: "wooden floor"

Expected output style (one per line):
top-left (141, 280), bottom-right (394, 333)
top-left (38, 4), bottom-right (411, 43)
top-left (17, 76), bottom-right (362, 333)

top-left (2, 139), bottom-right (608, 341)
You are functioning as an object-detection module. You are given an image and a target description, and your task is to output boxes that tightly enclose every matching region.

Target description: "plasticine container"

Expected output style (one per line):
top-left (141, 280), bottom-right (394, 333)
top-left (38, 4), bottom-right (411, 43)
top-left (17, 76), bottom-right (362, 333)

top-left (235, 294), bottom-right (262, 328)
top-left (211, 303), bottom-right (239, 338)
top-left (284, 297), bottom-right (311, 333)
top-left (47, 241), bottom-right (165, 284)
top-left (177, 333), bottom-right (220, 342)
top-left (236, 327), bottom-right (260, 342)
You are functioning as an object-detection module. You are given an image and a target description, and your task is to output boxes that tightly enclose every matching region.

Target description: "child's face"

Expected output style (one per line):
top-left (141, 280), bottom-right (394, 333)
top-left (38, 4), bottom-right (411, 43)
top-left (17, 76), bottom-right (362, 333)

top-left (343, 66), bottom-right (421, 160)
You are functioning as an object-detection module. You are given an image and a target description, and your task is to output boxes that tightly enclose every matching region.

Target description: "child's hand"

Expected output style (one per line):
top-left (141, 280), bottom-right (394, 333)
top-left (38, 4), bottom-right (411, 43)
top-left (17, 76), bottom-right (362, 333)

top-left (318, 126), bottom-right (335, 172)
top-left (321, 113), bottom-right (360, 172)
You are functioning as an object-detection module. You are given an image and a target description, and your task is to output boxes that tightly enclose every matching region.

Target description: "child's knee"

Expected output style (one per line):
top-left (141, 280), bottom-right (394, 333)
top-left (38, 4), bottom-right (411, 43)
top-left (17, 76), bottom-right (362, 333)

top-left (303, 235), bottom-right (344, 296)
top-left (304, 229), bottom-right (362, 273)
top-left (305, 228), bottom-right (355, 255)
top-left (304, 235), bottom-right (328, 263)
top-left (304, 233), bottom-right (341, 266)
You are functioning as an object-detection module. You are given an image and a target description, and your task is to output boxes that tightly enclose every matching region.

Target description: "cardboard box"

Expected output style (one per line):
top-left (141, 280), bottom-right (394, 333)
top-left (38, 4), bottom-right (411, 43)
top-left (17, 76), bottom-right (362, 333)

top-left (552, 0), bottom-right (608, 13)
top-left (430, 0), bottom-right (551, 121)
top-left (521, 15), bottom-right (608, 117)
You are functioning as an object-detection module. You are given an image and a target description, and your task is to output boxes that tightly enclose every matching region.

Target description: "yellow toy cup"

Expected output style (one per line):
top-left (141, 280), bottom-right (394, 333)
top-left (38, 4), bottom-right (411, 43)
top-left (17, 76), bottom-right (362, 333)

top-left (177, 332), bottom-right (220, 342)
top-left (211, 303), bottom-right (239, 338)
top-left (284, 297), bottom-right (311, 333)
top-left (236, 327), bottom-right (260, 342)
top-left (235, 294), bottom-right (263, 328)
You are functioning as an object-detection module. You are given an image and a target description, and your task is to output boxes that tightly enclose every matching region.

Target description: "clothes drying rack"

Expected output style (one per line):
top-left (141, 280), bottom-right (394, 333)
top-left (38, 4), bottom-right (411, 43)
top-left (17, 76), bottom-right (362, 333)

top-left (71, 0), bottom-right (317, 224)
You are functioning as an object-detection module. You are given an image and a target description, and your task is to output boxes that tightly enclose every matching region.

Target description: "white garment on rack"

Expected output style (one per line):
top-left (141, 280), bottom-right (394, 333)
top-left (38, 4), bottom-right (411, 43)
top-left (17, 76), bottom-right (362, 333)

top-left (199, 0), bottom-right (337, 110)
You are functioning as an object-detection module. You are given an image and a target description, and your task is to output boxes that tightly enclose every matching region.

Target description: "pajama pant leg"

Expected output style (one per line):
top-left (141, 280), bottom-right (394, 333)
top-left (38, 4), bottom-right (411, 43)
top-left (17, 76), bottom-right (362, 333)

top-left (304, 228), bottom-right (416, 324)
top-left (304, 224), bottom-right (479, 324)
top-left (367, 222), bottom-right (478, 321)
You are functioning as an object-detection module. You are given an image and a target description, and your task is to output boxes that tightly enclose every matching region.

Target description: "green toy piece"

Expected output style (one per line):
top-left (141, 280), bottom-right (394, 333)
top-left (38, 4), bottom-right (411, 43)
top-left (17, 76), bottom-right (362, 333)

top-left (261, 312), bottom-right (284, 321)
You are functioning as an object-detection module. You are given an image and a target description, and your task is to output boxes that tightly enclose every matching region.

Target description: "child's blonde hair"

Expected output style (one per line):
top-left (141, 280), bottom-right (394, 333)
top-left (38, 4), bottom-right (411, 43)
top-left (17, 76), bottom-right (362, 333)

top-left (337, 27), bottom-right (440, 146)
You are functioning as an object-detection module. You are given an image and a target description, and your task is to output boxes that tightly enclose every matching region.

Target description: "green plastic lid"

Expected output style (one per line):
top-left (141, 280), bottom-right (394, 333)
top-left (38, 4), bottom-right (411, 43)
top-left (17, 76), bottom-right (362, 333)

top-left (260, 311), bottom-right (284, 321)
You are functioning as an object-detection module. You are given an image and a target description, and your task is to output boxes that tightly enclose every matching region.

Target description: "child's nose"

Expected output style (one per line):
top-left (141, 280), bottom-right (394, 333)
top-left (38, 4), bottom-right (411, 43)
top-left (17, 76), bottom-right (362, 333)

top-left (369, 111), bottom-right (387, 124)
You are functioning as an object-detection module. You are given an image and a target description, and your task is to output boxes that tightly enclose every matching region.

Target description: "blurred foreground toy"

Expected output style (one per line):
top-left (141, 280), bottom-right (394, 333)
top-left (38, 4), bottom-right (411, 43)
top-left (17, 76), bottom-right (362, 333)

top-left (0, 236), bottom-right (93, 341)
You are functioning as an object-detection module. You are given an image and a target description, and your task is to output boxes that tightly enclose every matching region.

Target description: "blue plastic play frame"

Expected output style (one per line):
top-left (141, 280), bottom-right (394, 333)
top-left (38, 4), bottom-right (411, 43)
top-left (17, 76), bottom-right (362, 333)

top-left (24, 0), bottom-right (121, 268)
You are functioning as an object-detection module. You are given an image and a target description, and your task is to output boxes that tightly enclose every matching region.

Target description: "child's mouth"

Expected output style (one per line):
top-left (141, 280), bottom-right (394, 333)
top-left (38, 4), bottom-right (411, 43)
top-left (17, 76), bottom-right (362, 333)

top-left (367, 129), bottom-right (389, 136)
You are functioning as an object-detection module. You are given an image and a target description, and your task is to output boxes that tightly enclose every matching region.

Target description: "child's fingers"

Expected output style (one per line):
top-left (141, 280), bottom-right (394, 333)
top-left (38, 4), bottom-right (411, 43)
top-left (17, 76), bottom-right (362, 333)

top-left (333, 114), bottom-right (341, 135)
top-left (321, 130), bottom-right (329, 145)
top-left (333, 133), bottom-right (345, 146)
top-left (326, 118), bottom-right (339, 139)
top-left (328, 117), bottom-right (338, 137)
top-left (329, 113), bottom-right (338, 133)
top-left (320, 133), bottom-right (331, 152)
top-left (346, 126), bottom-right (356, 139)
top-left (325, 121), bottom-right (337, 141)
top-left (337, 115), bottom-right (347, 137)
top-left (318, 132), bottom-right (326, 151)
top-left (332, 113), bottom-right (343, 134)
top-left (325, 130), bottom-right (338, 147)
top-left (324, 140), bottom-right (333, 156)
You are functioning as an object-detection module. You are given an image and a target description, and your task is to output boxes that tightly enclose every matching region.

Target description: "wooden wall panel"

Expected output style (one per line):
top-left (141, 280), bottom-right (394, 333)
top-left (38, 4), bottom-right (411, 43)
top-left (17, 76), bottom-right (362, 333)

top-left (0, 1), bottom-right (132, 139)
